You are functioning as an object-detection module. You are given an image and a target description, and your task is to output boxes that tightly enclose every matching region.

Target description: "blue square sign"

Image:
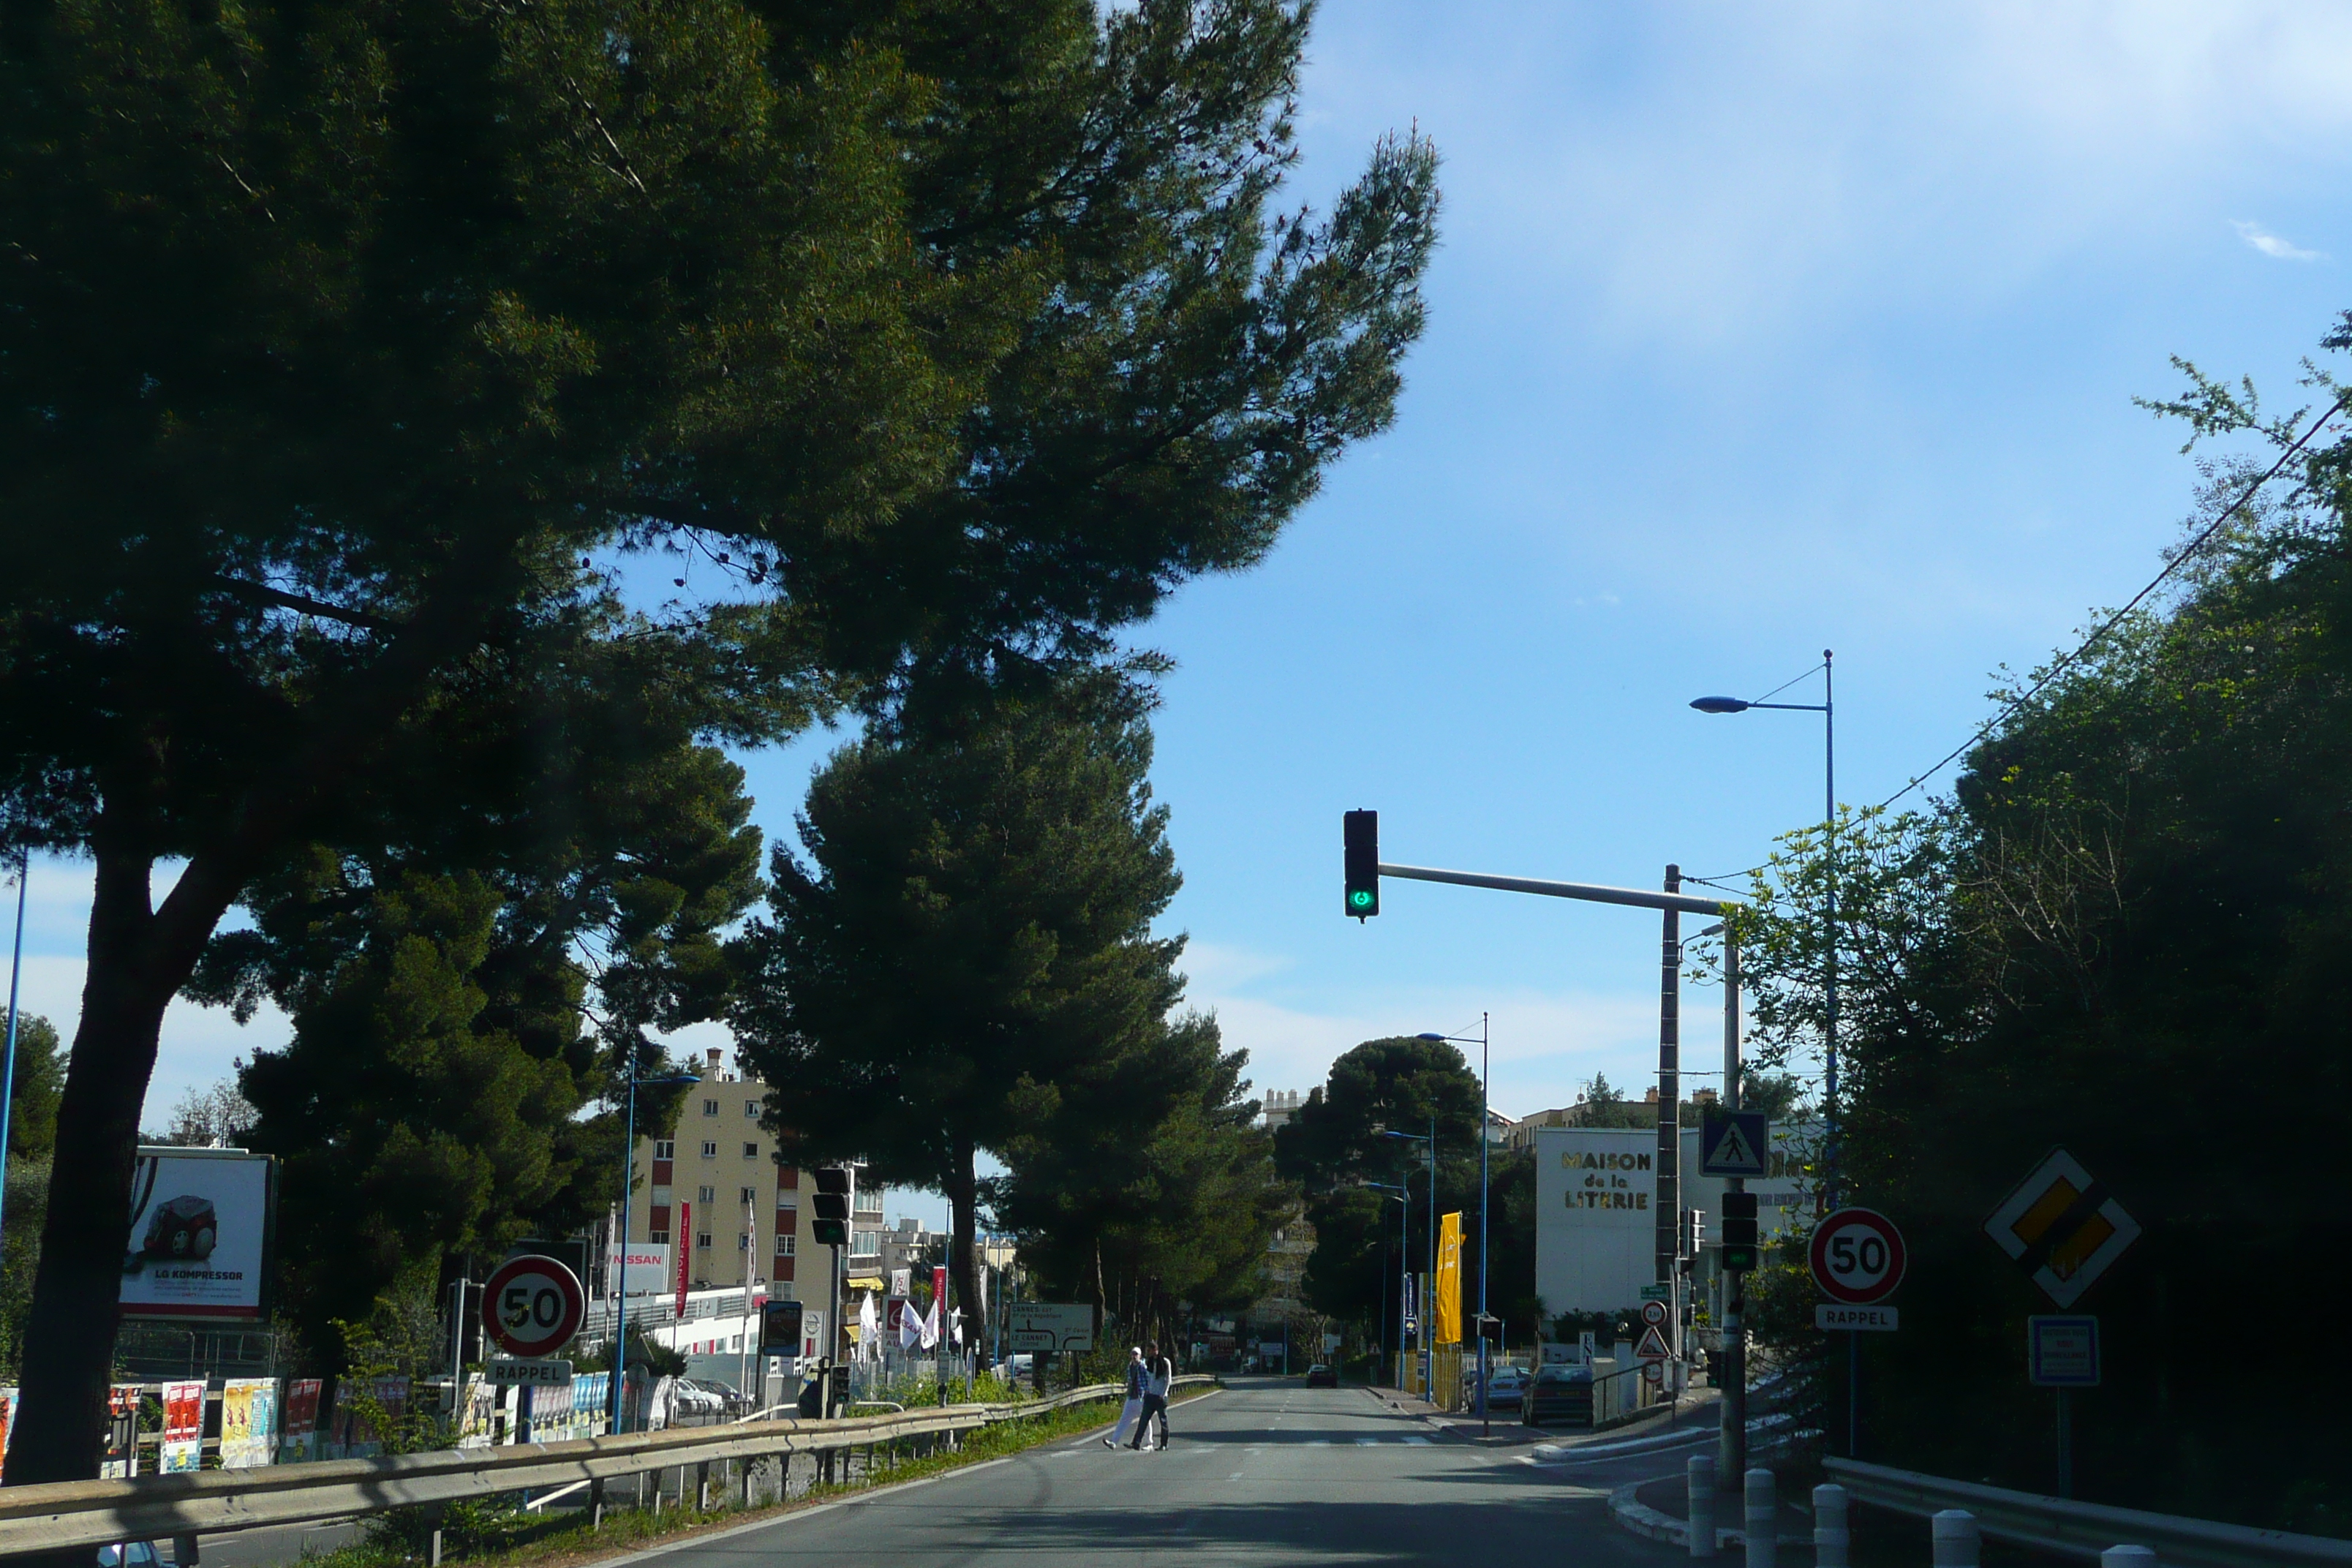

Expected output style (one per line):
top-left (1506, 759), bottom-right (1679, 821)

top-left (2028, 1315), bottom-right (2100, 1387)
top-left (1700, 1110), bottom-right (1769, 1177)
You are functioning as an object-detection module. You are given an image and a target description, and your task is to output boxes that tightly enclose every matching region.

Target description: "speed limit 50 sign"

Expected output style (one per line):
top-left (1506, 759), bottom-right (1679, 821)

top-left (1809, 1207), bottom-right (1907, 1306)
top-left (483, 1254), bottom-right (586, 1357)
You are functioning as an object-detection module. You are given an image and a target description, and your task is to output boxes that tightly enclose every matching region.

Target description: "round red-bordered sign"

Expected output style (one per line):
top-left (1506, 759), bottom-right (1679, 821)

top-left (1809, 1207), bottom-right (1907, 1305)
top-left (482, 1254), bottom-right (585, 1357)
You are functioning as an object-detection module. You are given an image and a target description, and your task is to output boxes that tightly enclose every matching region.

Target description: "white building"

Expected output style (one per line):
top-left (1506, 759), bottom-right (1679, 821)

top-left (1533, 1122), bottom-right (1820, 1318)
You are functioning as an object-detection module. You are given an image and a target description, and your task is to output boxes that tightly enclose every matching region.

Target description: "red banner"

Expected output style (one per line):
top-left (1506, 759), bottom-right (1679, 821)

top-left (675, 1199), bottom-right (692, 1316)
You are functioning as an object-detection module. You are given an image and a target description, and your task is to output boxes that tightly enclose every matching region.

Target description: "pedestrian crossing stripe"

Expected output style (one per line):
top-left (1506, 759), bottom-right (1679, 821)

top-left (1403, 1436), bottom-right (1432, 1445)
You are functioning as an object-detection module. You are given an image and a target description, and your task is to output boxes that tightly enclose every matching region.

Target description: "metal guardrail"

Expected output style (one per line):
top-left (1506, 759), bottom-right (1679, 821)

top-left (1825, 1458), bottom-right (2352, 1568)
top-left (0, 1377), bottom-right (1213, 1559)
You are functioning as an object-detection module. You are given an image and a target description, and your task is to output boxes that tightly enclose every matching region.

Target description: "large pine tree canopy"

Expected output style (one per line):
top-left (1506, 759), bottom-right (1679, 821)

top-left (0, 0), bottom-right (1439, 1485)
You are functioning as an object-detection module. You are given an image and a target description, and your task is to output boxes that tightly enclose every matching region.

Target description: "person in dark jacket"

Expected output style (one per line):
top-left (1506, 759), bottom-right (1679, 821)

top-left (1128, 1341), bottom-right (1173, 1450)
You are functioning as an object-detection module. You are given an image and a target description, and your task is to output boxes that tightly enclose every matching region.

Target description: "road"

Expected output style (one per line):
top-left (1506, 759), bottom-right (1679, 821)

top-left (627, 1377), bottom-right (1691, 1568)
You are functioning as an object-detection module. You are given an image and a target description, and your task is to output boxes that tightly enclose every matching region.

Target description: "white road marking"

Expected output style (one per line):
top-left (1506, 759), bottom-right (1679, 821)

top-left (1403, 1436), bottom-right (1433, 1446)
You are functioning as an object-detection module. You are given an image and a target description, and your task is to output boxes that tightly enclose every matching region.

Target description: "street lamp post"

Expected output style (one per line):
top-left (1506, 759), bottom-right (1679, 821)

top-left (1692, 649), bottom-right (1847, 1453)
top-left (608, 1055), bottom-right (699, 1432)
top-left (0, 850), bottom-right (27, 1251)
top-left (1417, 1017), bottom-right (1490, 1433)
top-left (1364, 1180), bottom-right (1410, 1390)
top-left (1380, 1123), bottom-right (1436, 1398)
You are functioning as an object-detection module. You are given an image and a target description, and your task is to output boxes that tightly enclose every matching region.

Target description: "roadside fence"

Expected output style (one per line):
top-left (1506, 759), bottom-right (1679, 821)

top-left (0, 1377), bottom-right (1214, 1565)
top-left (1825, 1458), bottom-right (2352, 1568)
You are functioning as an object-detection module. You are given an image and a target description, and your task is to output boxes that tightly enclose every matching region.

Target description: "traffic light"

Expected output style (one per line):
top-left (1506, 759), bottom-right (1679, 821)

top-left (812, 1166), bottom-right (851, 1248)
top-left (1719, 1189), bottom-right (1759, 1272)
top-left (1680, 1208), bottom-right (1705, 1270)
top-left (1343, 810), bottom-right (1379, 919)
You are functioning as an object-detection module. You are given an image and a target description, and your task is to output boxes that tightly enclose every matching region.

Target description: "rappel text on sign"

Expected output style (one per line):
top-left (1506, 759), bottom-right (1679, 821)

top-left (1562, 1148), bottom-right (1651, 1210)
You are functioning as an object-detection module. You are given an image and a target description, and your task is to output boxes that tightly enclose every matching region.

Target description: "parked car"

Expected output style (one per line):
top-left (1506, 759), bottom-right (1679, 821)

top-left (1304, 1363), bottom-right (1338, 1388)
top-left (1471, 1366), bottom-right (1529, 1407)
top-left (1518, 1364), bottom-right (1593, 1428)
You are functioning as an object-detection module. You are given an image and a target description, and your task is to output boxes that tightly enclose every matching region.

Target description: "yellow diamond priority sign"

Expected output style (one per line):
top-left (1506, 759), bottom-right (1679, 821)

top-left (1983, 1148), bottom-right (2140, 1308)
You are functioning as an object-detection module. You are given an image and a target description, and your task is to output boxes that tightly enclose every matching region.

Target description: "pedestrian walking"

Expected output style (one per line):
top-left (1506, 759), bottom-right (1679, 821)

top-left (1129, 1340), bottom-right (1173, 1451)
top-left (1103, 1348), bottom-right (1146, 1448)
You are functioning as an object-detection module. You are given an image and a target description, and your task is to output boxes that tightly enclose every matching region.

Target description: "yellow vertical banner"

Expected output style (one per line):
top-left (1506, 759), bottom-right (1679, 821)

top-left (1434, 1211), bottom-right (1463, 1344)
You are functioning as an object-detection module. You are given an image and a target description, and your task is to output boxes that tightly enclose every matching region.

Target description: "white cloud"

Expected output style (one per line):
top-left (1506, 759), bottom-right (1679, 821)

top-left (2233, 219), bottom-right (2324, 260)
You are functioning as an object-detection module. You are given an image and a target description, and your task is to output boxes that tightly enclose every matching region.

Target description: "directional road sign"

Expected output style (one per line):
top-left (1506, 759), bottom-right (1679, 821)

top-left (482, 1254), bottom-right (585, 1358)
top-left (1983, 1148), bottom-right (2140, 1308)
top-left (1005, 1302), bottom-right (1095, 1352)
top-left (1809, 1207), bottom-right (1907, 1305)
top-left (1700, 1110), bottom-right (1770, 1177)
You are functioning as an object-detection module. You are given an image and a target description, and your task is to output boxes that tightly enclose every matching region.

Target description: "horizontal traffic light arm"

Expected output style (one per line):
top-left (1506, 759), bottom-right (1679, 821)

top-left (1374, 861), bottom-right (1738, 917)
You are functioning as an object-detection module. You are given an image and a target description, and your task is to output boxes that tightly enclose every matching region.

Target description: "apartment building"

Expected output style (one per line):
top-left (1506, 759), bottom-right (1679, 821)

top-left (624, 1047), bottom-right (887, 1302)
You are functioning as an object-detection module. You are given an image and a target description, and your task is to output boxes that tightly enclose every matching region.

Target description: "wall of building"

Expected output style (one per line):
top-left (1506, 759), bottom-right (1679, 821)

top-left (1532, 1122), bottom-right (1821, 1319)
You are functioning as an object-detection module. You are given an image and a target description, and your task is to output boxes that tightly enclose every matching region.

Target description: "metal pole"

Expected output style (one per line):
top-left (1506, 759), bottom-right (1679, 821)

top-left (1425, 1116), bottom-right (1436, 1399)
top-left (1398, 1190), bottom-right (1409, 1390)
top-left (1658, 866), bottom-right (1681, 1296)
top-left (0, 850), bottom-right (27, 1246)
top-left (1721, 927), bottom-right (1746, 1487)
top-left (612, 1050), bottom-right (638, 1433)
top-left (1479, 1012), bottom-right (1490, 1436)
top-left (1824, 650), bottom-right (1855, 1459)
top-left (739, 1193), bottom-right (755, 1416)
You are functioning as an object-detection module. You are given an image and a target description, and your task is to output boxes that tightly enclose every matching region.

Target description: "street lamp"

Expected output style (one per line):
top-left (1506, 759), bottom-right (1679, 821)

top-left (1689, 650), bottom-right (1838, 1202)
top-left (1379, 1121), bottom-right (1436, 1398)
top-left (1417, 1019), bottom-right (1492, 1432)
top-left (609, 1053), bottom-right (699, 1431)
top-left (1361, 1180), bottom-right (1411, 1389)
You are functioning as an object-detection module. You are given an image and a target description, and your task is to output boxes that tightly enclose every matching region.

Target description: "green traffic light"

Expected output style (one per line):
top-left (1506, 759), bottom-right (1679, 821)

top-left (1349, 889), bottom-right (1373, 910)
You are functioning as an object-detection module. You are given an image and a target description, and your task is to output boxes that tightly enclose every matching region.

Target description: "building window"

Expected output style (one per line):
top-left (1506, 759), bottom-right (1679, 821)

top-left (742, 1142), bottom-right (758, 1158)
top-left (701, 1141), bottom-right (718, 1158)
top-left (697, 1184), bottom-right (715, 1205)
top-left (702, 1098), bottom-right (719, 1117)
top-left (654, 1140), bottom-right (675, 1160)
top-left (739, 1186), bottom-right (758, 1206)
top-left (779, 1167), bottom-right (799, 1190)
top-left (745, 1099), bottom-right (759, 1117)
top-left (649, 1230), bottom-right (670, 1245)
top-left (851, 1229), bottom-right (881, 1256)
top-left (777, 1236), bottom-right (795, 1257)
top-left (696, 1232), bottom-right (713, 1250)
top-left (739, 1232), bottom-right (753, 1251)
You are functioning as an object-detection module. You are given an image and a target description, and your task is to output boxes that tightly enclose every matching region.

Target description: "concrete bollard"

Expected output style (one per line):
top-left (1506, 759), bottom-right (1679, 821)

top-left (2101, 1550), bottom-right (2157, 1568)
top-left (1812, 1485), bottom-right (1849, 1568)
top-left (1744, 1468), bottom-right (1776, 1568)
top-left (1932, 1510), bottom-right (1981, 1568)
top-left (1687, 1454), bottom-right (1717, 1558)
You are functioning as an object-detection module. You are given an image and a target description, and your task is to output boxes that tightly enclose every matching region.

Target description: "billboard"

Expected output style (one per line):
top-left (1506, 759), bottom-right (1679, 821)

top-left (604, 1241), bottom-right (672, 1295)
top-left (121, 1147), bottom-right (276, 1320)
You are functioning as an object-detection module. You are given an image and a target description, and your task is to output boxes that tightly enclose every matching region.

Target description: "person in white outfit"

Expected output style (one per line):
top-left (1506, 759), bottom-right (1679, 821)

top-left (1130, 1341), bottom-right (1172, 1451)
top-left (1102, 1348), bottom-right (1146, 1448)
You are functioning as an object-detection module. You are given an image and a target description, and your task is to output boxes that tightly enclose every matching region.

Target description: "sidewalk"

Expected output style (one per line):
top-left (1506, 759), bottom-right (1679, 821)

top-left (1357, 1384), bottom-right (1723, 1451)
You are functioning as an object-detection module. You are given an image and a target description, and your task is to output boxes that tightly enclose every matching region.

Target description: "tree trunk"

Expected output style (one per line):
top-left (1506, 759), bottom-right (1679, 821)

top-left (946, 1139), bottom-right (983, 1370)
top-left (10, 832), bottom-right (239, 1495)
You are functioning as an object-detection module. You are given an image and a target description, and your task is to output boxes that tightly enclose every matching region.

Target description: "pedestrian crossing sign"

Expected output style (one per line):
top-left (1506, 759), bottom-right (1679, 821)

top-left (1700, 1110), bottom-right (1769, 1177)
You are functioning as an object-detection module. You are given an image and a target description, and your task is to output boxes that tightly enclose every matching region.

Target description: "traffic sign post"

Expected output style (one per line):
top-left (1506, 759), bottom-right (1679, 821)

top-left (2027, 1313), bottom-right (2100, 1499)
top-left (1984, 1149), bottom-right (2140, 1308)
top-left (1809, 1208), bottom-right (1907, 1305)
top-left (482, 1255), bottom-right (584, 1444)
top-left (1700, 1110), bottom-right (1769, 1178)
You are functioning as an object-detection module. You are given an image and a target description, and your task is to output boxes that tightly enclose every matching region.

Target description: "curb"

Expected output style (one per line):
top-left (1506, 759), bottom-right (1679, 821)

top-left (1526, 1425), bottom-right (1713, 1463)
top-left (1607, 1480), bottom-right (1814, 1553)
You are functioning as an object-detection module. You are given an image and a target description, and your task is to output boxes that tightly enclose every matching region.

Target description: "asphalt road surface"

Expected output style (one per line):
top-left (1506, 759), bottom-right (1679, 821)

top-left (622, 1377), bottom-right (1689, 1568)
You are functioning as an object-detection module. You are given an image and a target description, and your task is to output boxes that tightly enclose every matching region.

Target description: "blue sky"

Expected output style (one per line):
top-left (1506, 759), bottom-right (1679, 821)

top-left (12, 1), bottom-right (2352, 1226)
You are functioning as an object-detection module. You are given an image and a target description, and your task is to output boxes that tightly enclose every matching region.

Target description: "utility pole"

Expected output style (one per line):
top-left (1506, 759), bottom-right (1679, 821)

top-left (1657, 866), bottom-right (1682, 1333)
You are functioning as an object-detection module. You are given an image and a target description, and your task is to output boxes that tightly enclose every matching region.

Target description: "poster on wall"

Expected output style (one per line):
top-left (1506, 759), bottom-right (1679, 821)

top-left (279, 1378), bottom-right (322, 1463)
top-left (0, 1387), bottom-right (17, 1480)
top-left (220, 1378), bottom-right (279, 1469)
top-left (160, 1380), bottom-right (206, 1473)
top-left (102, 1385), bottom-right (140, 1477)
top-left (121, 1147), bottom-right (277, 1320)
top-left (329, 1376), bottom-right (409, 1458)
